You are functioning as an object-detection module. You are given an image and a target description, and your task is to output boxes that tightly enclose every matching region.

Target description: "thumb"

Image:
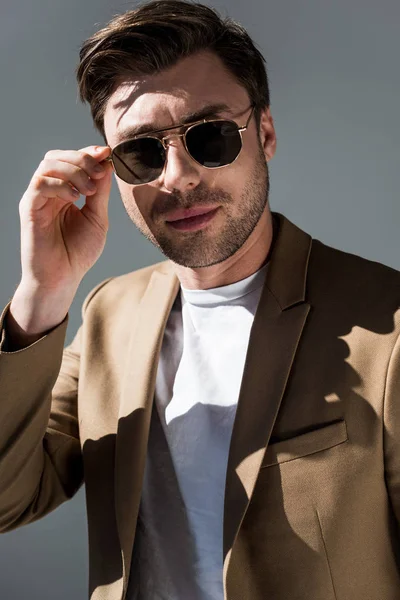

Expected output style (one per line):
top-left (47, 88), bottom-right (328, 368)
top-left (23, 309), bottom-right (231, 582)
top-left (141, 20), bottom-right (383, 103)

top-left (81, 145), bottom-right (113, 229)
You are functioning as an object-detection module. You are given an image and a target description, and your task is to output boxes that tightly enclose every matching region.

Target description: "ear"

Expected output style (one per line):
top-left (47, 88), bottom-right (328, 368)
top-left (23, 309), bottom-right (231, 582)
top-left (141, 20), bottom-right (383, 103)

top-left (259, 107), bottom-right (277, 162)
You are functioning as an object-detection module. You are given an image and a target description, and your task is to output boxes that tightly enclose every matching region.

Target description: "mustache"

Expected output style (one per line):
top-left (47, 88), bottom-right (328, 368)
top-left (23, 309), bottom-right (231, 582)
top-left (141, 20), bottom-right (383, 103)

top-left (151, 185), bottom-right (232, 219)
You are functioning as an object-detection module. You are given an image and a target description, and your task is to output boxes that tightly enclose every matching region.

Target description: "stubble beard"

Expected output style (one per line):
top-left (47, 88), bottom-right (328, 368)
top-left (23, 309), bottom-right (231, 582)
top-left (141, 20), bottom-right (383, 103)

top-left (123, 147), bottom-right (270, 269)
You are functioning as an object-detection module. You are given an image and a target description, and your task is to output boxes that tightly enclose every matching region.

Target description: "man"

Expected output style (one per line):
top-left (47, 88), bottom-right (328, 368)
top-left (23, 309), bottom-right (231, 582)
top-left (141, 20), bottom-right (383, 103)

top-left (0, 1), bottom-right (399, 599)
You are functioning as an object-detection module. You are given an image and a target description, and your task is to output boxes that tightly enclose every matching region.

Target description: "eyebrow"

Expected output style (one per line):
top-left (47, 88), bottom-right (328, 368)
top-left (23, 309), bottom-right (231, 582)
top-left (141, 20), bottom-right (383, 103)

top-left (114, 103), bottom-right (232, 144)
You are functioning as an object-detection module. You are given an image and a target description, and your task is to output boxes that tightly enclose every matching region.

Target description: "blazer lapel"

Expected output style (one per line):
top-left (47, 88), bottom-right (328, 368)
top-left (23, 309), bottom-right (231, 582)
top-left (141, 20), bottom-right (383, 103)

top-left (114, 262), bottom-right (179, 597)
top-left (223, 213), bottom-right (312, 586)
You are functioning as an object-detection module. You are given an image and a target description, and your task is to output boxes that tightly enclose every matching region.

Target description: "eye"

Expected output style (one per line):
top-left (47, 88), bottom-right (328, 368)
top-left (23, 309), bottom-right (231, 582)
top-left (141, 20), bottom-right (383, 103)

top-left (220, 122), bottom-right (238, 136)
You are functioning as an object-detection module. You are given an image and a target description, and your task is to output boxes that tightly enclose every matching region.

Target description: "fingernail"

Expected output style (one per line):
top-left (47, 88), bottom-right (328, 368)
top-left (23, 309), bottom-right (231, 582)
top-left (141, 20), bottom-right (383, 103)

top-left (93, 146), bottom-right (103, 153)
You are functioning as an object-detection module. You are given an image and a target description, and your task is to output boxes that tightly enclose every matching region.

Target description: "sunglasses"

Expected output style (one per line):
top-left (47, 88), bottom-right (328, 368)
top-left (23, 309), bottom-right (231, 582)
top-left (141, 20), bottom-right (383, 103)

top-left (103, 105), bottom-right (255, 185)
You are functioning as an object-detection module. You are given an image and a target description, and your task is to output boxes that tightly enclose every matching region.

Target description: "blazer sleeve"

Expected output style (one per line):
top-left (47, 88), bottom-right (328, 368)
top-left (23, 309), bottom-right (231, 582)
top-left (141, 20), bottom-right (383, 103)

top-left (383, 331), bottom-right (400, 530)
top-left (0, 279), bottom-right (110, 533)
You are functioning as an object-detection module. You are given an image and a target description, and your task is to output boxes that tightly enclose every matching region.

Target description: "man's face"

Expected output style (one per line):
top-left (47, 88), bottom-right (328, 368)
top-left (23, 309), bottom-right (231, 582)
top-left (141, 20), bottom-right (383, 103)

top-left (103, 50), bottom-right (276, 268)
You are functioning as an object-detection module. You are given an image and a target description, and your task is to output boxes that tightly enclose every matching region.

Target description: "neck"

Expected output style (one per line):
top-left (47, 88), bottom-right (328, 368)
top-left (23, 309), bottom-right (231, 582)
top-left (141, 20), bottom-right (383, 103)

top-left (172, 208), bottom-right (275, 290)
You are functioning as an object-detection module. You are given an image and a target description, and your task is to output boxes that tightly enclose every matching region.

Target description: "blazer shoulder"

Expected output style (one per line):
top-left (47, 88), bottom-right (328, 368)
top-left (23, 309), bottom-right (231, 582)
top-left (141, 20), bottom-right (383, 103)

top-left (81, 259), bottom-right (174, 316)
top-left (310, 237), bottom-right (400, 286)
top-left (308, 237), bottom-right (400, 332)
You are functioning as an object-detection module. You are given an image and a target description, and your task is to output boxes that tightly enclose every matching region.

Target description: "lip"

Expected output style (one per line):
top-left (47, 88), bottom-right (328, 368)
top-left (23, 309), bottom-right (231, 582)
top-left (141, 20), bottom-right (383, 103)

top-left (166, 206), bottom-right (220, 232)
top-left (165, 206), bottom-right (219, 222)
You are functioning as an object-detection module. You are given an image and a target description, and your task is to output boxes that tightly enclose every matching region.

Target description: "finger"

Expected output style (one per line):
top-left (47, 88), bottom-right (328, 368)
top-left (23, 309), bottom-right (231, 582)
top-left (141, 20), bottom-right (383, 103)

top-left (79, 145), bottom-right (112, 168)
top-left (81, 158), bottom-right (113, 228)
top-left (34, 145), bottom-right (113, 227)
top-left (43, 146), bottom-right (111, 181)
top-left (79, 145), bottom-right (111, 154)
top-left (22, 175), bottom-right (82, 212)
top-left (36, 159), bottom-right (101, 198)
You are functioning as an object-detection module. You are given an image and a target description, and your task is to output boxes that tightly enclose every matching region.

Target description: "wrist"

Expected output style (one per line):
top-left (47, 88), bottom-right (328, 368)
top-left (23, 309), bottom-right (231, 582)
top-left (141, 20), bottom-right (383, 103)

top-left (9, 281), bottom-right (75, 337)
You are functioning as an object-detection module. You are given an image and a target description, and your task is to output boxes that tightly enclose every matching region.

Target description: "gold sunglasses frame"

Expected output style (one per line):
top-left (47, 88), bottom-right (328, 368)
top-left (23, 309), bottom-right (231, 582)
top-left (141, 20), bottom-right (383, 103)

top-left (103, 104), bottom-right (255, 185)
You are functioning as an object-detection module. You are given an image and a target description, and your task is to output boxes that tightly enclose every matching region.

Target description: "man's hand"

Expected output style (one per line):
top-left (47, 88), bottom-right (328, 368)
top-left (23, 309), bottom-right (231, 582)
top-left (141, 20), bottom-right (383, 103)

top-left (6, 145), bottom-right (113, 345)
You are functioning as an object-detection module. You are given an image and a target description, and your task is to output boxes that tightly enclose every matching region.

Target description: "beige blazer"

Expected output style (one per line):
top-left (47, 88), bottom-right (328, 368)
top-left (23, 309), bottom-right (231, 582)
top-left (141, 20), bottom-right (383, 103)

top-left (0, 212), bottom-right (400, 600)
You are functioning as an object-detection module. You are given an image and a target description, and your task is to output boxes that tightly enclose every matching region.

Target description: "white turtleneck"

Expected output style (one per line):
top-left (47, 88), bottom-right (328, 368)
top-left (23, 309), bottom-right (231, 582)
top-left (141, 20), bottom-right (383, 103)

top-left (127, 261), bottom-right (268, 600)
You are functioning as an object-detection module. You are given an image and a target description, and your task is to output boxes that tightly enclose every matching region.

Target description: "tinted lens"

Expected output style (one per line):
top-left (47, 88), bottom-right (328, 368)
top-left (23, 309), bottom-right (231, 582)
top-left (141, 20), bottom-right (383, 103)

top-left (112, 137), bottom-right (165, 184)
top-left (185, 120), bottom-right (242, 168)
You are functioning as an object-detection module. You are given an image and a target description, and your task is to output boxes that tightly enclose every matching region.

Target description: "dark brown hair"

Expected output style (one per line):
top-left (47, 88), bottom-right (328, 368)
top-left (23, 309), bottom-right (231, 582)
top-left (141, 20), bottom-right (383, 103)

top-left (76, 0), bottom-right (270, 142)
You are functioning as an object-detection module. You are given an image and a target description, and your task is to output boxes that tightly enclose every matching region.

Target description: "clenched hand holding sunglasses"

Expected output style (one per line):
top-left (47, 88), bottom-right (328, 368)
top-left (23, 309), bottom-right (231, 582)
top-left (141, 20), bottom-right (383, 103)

top-left (104, 105), bottom-right (255, 185)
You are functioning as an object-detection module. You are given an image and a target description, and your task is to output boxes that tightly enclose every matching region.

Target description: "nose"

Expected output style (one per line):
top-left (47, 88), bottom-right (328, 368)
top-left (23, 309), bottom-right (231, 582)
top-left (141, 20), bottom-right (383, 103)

top-left (159, 135), bottom-right (201, 193)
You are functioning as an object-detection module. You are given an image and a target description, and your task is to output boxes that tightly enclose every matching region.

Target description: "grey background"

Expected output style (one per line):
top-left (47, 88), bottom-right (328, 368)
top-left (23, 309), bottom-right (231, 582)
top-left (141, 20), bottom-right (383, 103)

top-left (0, 0), bottom-right (399, 597)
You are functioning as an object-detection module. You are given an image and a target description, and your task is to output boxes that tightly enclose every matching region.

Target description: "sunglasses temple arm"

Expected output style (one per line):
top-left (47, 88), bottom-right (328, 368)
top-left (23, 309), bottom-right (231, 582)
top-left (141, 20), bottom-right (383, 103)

top-left (238, 105), bottom-right (256, 131)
